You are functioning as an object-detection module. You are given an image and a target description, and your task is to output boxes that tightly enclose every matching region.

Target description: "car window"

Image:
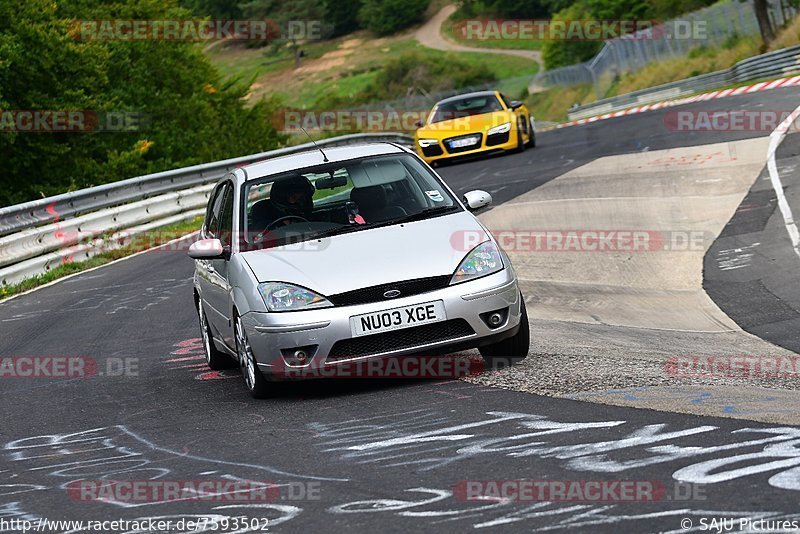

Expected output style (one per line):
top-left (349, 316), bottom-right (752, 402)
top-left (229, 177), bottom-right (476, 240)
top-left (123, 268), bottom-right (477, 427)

top-left (430, 95), bottom-right (503, 124)
top-left (205, 183), bottom-right (229, 238)
top-left (241, 153), bottom-right (460, 250)
top-left (218, 186), bottom-right (234, 249)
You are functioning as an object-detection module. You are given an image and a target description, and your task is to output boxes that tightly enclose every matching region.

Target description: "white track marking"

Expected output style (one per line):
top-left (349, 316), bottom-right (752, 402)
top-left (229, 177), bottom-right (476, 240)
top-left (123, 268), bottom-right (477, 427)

top-left (766, 106), bottom-right (800, 260)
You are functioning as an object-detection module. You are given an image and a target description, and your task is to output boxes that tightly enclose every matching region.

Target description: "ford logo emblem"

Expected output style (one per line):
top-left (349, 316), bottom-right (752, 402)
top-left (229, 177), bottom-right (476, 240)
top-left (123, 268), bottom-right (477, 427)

top-left (383, 289), bottom-right (401, 299)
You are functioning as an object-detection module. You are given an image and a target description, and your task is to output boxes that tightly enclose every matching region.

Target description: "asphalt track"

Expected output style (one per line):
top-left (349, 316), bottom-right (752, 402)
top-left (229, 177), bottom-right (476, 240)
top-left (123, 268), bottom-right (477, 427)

top-left (2, 87), bottom-right (800, 533)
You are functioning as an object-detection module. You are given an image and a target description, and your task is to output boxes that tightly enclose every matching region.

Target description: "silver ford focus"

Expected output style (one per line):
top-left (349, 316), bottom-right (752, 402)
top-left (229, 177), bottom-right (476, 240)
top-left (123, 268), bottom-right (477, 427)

top-left (189, 142), bottom-right (529, 397)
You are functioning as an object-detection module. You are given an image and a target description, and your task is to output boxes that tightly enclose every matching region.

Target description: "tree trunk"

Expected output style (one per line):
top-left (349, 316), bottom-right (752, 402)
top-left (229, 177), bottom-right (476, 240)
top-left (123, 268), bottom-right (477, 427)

top-left (754, 0), bottom-right (775, 47)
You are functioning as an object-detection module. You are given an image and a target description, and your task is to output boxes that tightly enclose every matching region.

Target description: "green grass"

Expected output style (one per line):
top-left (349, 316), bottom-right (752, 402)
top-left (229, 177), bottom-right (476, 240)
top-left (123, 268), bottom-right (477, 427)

top-left (525, 33), bottom-right (770, 122)
top-left (0, 216), bottom-right (203, 301)
top-left (282, 41), bottom-right (537, 108)
top-left (205, 39), bottom-right (342, 83)
top-left (441, 13), bottom-right (543, 51)
top-left (208, 35), bottom-right (539, 110)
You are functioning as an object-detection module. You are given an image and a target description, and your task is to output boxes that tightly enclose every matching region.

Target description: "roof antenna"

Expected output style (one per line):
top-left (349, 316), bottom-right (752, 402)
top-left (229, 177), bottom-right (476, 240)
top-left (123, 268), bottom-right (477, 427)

top-left (300, 127), bottom-right (329, 162)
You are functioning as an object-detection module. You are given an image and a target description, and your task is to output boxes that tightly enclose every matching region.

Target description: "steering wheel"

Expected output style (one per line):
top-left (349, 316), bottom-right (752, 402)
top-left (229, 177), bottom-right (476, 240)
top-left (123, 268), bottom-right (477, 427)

top-left (266, 215), bottom-right (308, 230)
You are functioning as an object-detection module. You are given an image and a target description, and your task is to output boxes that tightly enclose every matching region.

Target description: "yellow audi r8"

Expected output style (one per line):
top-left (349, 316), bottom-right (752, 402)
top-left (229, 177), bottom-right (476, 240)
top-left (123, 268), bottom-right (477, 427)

top-left (414, 90), bottom-right (535, 165)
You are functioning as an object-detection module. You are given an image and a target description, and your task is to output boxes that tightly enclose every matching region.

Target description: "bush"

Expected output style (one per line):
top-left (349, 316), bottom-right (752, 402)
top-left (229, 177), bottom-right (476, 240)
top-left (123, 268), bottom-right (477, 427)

top-left (541, 3), bottom-right (603, 69)
top-left (358, 0), bottom-right (430, 36)
top-left (352, 50), bottom-right (497, 103)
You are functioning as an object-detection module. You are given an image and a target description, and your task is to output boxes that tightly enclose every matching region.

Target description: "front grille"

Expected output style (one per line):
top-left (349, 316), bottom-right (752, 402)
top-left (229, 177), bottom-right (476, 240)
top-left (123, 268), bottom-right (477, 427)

top-left (422, 144), bottom-right (444, 157)
top-left (328, 275), bottom-right (451, 307)
top-left (444, 134), bottom-right (483, 154)
top-left (327, 319), bottom-right (475, 361)
top-left (486, 131), bottom-right (510, 146)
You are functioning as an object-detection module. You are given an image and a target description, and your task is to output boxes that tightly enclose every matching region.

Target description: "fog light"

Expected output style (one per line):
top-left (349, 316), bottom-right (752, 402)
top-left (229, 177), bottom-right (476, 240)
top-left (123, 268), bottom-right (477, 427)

top-left (480, 308), bottom-right (509, 329)
top-left (280, 345), bottom-right (317, 366)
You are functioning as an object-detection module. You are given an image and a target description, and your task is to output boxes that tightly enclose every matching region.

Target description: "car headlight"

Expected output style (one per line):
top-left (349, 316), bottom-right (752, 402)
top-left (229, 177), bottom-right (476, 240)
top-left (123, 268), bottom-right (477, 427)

top-left (450, 241), bottom-right (504, 285)
top-left (487, 122), bottom-right (511, 136)
top-left (418, 138), bottom-right (439, 148)
top-left (258, 283), bottom-right (332, 312)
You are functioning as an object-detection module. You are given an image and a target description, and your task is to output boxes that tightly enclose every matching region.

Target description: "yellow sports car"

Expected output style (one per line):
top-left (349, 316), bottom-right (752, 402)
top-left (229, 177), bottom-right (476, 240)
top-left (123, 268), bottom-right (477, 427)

top-left (414, 90), bottom-right (535, 165)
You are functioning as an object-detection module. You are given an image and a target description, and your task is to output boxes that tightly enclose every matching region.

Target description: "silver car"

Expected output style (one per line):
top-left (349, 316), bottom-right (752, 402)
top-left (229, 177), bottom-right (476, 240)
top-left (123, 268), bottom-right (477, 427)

top-left (189, 143), bottom-right (529, 397)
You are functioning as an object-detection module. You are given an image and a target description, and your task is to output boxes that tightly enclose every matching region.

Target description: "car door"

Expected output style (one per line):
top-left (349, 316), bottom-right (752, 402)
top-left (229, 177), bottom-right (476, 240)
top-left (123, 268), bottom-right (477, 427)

top-left (210, 182), bottom-right (236, 348)
top-left (200, 180), bottom-right (234, 342)
top-left (196, 181), bottom-right (226, 315)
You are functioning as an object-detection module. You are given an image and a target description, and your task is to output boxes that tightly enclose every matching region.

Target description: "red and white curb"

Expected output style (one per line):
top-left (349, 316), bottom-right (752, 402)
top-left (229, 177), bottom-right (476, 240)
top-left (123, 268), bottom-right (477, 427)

top-left (553, 75), bottom-right (800, 130)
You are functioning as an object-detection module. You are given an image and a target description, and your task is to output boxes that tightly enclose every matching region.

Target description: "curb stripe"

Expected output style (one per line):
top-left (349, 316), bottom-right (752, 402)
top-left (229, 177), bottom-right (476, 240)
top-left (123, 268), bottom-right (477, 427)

top-left (552, 75), bottom-right (800, 131)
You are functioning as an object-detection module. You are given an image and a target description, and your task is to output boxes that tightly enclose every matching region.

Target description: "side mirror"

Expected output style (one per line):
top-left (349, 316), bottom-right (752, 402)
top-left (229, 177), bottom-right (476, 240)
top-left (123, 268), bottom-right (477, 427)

top-left (188, 238), bottom-right (225, 259)
top-left (414, 120), bottom-right (424, 128)
top-left (509, 100), bottom-right (524, 110)
top-left (463, 190), bottom-right (492, 212)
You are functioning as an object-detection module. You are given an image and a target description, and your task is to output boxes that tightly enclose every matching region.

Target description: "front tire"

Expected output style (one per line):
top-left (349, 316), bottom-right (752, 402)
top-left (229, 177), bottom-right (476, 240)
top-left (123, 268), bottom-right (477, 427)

top-left (198, 299), bottom-right (235, 371)
top-left (514, 118), bottom-right (527, 153)
top-left (479, 294), bottom-right (530, 370)
top-left (234, 314), bottom-right (270, 398)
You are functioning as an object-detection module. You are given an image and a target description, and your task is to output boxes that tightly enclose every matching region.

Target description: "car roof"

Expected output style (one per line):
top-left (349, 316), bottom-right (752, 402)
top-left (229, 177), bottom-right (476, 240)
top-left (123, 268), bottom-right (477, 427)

top-left (239, 142), bottom-right (408, 182)
top-left (434, 90), bottom-right (499, 106)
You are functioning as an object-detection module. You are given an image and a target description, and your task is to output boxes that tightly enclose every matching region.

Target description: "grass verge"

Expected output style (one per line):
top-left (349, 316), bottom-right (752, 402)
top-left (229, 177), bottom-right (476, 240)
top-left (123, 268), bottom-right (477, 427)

top-left (440, 11), bottom-right (543, 51)
top-left (207, 34), bottom-right (538, 110)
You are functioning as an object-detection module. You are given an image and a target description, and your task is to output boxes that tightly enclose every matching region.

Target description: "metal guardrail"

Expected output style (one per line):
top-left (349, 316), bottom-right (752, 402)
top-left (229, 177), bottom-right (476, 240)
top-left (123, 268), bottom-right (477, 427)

top-left (567, 45), bottom-right (800, 120)
top-left (0, 133), bottom-right (413, 238)
top-left (0, 133), bottom-right (413, 287)
top-left (537, 0), bottom-right (795, 99)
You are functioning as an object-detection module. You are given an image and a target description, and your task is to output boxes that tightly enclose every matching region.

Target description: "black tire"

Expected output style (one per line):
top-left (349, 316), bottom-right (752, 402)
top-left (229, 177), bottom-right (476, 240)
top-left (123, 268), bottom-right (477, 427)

top-left (234, 313), bottom-right (270, 398)
top-left (526, 116), bottom-right (536, 147)
top-left (479, 294), bottom-right (530, 370)
top-left (514, 118), bottom-right (527, 153)
top-left (197, 298), bottom-right (235, 371)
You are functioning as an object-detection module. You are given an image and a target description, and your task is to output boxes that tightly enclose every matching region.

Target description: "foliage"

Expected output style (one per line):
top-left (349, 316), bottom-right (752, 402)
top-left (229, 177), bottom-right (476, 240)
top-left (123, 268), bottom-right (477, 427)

top-left (322, 50), bottom-right (498, 106)
top-left (357, 0), bottom-right (430, 36)
top-left (0, 0), bottom-right (285, 207)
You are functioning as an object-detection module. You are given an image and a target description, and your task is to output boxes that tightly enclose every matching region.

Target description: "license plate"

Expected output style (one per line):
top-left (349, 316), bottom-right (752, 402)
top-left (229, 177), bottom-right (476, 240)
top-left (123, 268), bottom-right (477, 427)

top-left (350, 301), bottom-right (446, 337)
top-left (449, 137), bottom-right (479, 148)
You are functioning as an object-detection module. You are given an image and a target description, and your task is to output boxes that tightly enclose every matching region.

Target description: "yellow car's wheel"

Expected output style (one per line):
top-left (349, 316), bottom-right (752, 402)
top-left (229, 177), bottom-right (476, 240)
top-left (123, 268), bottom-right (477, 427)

top-left (514, 117), bottom-right (527, 153)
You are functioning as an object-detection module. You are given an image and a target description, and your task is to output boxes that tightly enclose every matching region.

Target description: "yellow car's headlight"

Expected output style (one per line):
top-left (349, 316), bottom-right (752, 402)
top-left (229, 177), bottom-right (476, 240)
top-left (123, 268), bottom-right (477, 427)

top-left (487, 122), bottom-right (511, 136)
top-left (418, 138), bottom-right (439, 148)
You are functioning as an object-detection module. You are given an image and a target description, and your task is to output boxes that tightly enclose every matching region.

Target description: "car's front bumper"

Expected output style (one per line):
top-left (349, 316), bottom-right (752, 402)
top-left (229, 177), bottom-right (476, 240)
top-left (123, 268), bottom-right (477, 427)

top-left (240, 268), bottom-right (522, 379)
top-left (416, 128), bottom-right (522, 164)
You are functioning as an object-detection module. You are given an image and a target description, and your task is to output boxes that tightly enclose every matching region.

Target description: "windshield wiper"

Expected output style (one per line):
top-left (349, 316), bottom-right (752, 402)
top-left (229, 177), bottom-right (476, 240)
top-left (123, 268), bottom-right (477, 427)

top-left (370, 205), bottom-right (460, 227)
top-left (309, 225), bottom-right (364, 240)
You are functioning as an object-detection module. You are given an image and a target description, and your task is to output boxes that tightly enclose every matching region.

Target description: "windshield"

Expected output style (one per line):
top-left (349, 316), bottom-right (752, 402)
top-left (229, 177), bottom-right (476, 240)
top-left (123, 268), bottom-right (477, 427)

top-left (430, 95), bottom-right (504, 124)
top-left (240, 153), bottom-right (460, 250)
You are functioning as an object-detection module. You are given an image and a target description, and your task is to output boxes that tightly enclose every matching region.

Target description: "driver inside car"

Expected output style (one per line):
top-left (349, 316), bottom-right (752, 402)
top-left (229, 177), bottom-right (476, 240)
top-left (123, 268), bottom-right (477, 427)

top-left (250, 175), bottom-right (315, 242)
top-left (267, 175), bottom-right (315, 224)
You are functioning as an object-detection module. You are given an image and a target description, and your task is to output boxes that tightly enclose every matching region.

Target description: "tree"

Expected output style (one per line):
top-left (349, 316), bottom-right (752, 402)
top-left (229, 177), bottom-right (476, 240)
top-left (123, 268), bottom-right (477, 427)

top-left (0, 0), bottom-right (284, 206)
top-left (239, 0), bottom-right (331, 67)
top-left (357, 0), bottom-right (430, 36)
top-left (753, 0), bottom-right (775, 47)
top-left (324, 0), bottom-right (363, 37)
top-left (181, 0), bottom-right (242, 18)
